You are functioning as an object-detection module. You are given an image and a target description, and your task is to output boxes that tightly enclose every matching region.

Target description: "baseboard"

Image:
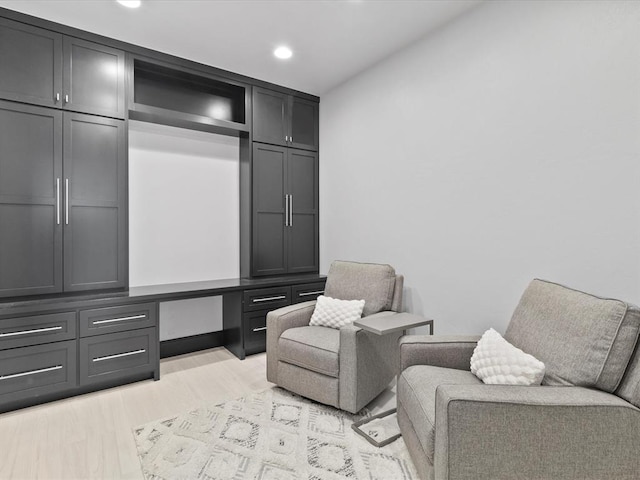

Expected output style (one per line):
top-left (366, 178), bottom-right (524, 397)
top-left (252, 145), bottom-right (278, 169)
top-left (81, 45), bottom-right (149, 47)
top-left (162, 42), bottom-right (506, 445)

top-left (159, 331), bottom-right (226, 358)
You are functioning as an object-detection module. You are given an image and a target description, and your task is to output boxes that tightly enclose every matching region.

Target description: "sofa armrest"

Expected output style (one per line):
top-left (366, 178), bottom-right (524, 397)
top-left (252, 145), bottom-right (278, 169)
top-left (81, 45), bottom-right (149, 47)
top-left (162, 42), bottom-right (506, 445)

top-left (434, 385), bottom-right (640, 480)
top-left (338, 312), bottom-right (402, 413)
top-left (399, 335), bottom-right (480, 372)
top-left (266, 300), bottom-right (316, 383)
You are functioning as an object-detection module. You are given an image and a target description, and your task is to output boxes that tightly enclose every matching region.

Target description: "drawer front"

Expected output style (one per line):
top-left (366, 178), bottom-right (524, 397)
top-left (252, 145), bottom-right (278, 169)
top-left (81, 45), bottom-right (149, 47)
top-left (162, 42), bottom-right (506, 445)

top-left (0, 312), bottom-right (76, 350)
top-left (79, 303), bottom-right (157, 337)
top-left (243, 286), bottom-right (291, 312)
top-left (0, 340), bottom-right (77, 402)
top-left (291, 282), bottom-right (326, 304)
top-left (243, 310), bottom-right (269, 355)
top-left (79, 328), bottom-right (157, 386)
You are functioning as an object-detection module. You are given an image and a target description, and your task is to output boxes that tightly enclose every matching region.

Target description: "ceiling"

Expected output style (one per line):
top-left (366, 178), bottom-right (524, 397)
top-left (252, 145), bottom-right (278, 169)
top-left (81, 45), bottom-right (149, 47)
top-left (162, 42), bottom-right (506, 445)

top-left (0, 0), bottom-right (481, 96)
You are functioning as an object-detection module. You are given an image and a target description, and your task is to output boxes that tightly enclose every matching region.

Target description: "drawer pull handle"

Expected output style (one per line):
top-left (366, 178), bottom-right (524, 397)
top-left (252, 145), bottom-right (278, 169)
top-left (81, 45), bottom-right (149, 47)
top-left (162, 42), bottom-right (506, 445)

top-left (0, 326), bottom-right (63, 338)
top-left (252, 327), bottom-right (267, 332)
top-left (93, 349), bottom-right (146, 363)
top-left (92, 314), bottom-right (147, 325)
top-left (0, 365), bottom-right (63, 381)
top-left (252, 295), bottom-right (286, 303)
top-left (298, 290), bottom-right (325, 297)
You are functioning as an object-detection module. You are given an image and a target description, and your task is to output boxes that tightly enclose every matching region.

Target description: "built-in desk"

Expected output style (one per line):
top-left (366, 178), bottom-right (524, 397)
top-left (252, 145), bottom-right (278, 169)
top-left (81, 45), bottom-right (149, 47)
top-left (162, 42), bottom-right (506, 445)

top-left (0, 274), bottom-right (326, 413)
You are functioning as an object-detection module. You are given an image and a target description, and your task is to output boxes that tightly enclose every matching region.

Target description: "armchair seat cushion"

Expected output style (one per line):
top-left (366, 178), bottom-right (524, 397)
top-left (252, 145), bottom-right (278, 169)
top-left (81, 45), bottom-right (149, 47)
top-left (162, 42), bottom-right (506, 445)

top-left (279, 326), bottom-right (340, 377)
top-left (397, 365), bottom-right (481, 463)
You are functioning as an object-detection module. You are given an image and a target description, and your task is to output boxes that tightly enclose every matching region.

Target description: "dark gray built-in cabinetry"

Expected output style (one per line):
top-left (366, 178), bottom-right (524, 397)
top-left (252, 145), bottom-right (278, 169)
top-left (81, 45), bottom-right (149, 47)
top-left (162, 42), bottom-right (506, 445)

top-left (224, 279), bottom-right (326, 359)
top-left (248, 87), bottom-right (319, 277)
top-left (251, 144), bottom-right (319, 276)
top-left (0, 17), bottom-right (125, 118)
top-left (253, 86), bottom-right (319, 151)
top-left (0, 7), bottom-right (320, 413)
top-left (0, 298), bottom-right (158, 413)
top-left (0, 102), bottom-right (126, 297)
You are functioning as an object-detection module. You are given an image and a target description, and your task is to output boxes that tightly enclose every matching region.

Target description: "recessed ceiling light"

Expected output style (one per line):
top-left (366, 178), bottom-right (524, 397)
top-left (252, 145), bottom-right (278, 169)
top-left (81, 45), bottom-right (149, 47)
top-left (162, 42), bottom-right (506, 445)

top-left (117, 0), bottom-right (141, 8)
top-left (274, 46), bottom-right (293, 60)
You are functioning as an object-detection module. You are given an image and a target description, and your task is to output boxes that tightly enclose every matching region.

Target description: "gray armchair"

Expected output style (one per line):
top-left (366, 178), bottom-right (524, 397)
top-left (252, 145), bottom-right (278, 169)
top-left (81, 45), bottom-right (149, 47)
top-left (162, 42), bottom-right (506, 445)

top-left (266, 260), bottom-right (404, 413)
top-left (397, 279), bottom-right (640, 480)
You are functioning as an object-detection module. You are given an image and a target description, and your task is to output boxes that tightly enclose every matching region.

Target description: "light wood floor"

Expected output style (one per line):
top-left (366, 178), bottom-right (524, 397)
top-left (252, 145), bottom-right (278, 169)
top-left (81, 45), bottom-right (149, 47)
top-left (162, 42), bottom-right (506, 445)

top-left (0, 348), bottom-right (271, 480)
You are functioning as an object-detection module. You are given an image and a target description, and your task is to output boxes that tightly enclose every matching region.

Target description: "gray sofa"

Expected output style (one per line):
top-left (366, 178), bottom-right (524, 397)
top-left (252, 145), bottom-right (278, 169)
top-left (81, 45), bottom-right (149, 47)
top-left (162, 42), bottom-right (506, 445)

top-left (397, 279), bottom-right (640, 480)
top-left (266, 260), bottom-right (404, 414)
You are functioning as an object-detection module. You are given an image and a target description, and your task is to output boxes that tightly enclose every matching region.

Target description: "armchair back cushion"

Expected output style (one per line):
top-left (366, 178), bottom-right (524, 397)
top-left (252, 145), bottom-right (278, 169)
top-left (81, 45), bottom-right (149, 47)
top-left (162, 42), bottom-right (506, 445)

top-left (504, 279), bottom-right (640, 392)
top-left (324, 261), bottom-right (398, 316)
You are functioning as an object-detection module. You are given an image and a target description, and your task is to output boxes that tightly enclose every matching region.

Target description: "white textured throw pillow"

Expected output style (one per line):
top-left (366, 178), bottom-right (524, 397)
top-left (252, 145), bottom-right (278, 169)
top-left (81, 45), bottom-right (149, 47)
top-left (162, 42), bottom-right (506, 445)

top-left (470, 328), bottom-right (545, 385)
top-left (309, 295), bottom-right (365, 329)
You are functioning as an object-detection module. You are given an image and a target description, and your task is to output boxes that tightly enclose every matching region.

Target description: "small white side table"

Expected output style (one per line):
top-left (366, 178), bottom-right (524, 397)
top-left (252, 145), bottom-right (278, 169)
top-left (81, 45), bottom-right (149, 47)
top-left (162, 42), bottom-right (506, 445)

top-left (352, 312), bottom-right (434, 447)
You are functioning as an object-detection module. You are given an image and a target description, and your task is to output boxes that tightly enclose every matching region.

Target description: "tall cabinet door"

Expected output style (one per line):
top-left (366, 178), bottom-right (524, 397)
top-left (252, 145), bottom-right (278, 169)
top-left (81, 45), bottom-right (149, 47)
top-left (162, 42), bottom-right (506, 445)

top-left (252, 87), bottom-right (288, 147)
top-left (0, 18), bottom-right (63, 108)
top-left (252, 143), bottom-right (288, 276)
top-left (63, 113), bottom-right (126, 292)
top-left (63, 37), bottom-right (125, 119)
top-left (0, 101), bottom-right (63, 297)
top-left (287, 149), bottom-right (319, 274)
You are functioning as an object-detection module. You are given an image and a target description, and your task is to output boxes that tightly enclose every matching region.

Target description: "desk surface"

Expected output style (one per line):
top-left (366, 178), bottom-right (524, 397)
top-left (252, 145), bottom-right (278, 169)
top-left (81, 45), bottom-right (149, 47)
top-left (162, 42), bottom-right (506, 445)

top-left (354, 312), bottom-right (433, 335)
top-left (0, 274), bottom-right (326, 315)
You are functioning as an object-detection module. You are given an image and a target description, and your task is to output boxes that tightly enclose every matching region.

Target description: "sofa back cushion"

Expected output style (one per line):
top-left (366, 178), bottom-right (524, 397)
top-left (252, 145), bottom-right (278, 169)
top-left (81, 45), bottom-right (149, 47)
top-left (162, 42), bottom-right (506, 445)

top-left (504, 279), bottom-right (640, 393)
top-left (324, 261), bottom-right (397, 317)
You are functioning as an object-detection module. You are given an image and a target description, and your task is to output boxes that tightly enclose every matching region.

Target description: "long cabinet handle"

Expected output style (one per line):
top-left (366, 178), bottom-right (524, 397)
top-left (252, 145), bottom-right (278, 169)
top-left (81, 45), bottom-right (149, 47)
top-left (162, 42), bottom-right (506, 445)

top-left (0, 365), bottom-right (62, 381)
top-left (64, 94), bottom-right (69, 104)
top-left (289, 194), bottom-right (293, 227)
top-left (298, 290), bottom-right (325, 297)
top-left (93, 349), bottom-right (146, 363)
top-left (0, 325), bottom-right (62, 338)
top-left (284, 194), bottom-right (289, 227)
top-left (92, 314), bottom-right (147, 325)
top-left (252, 326), bottom-right (267, 332)
top-left (65, 179), bottom-right (69, 225)
top-left (55, 93), bottom-right (60, 102)
top-left (56, 178), bottom-right (61, 225)
top-left (252, 295), bottom-right (286, 303)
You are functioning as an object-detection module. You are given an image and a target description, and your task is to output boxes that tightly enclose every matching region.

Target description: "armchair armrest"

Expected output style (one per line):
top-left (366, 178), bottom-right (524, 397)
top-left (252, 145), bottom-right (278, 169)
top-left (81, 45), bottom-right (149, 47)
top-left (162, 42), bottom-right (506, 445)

top-left (266, 300), bottom-right (316, 383)
top-left (434, 385), bottom-right (640, 480)
top-left (339, 311), bottom-right (402, 413)
top-left (399, 335), bottom-right (480, 372)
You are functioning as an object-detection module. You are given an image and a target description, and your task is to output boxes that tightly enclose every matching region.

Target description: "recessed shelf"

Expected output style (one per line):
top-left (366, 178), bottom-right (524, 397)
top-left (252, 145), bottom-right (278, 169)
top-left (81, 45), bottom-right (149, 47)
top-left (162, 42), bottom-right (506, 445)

top-left (131, 58), bottom-right (248, 135)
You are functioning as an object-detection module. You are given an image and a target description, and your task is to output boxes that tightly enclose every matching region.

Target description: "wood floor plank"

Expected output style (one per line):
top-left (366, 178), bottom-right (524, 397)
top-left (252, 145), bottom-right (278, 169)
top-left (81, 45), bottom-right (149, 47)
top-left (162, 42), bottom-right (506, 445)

top-left (0, 348), bottom-right (269, 480)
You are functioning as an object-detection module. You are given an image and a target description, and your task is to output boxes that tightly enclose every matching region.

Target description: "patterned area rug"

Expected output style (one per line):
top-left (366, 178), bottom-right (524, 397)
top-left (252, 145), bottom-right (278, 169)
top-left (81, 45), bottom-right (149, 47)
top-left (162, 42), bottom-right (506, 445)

top-left (133, 387), bottom-right (418, 479)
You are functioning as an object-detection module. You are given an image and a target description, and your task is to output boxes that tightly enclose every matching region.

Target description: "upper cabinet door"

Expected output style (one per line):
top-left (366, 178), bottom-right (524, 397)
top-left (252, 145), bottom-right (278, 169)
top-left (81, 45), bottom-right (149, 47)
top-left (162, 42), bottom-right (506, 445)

top-left (63, 113), bottom-right (126, 292)
top-left (63, 37), bottom-right (125, 119)
top-left (289, 97), bottom-right (319, 151)
top-left (0, 101), bottom-right (63, 298)
top-left (0, 18), bottom-right (63, 108)
top-left (252, 87), bottom-right (288, 147)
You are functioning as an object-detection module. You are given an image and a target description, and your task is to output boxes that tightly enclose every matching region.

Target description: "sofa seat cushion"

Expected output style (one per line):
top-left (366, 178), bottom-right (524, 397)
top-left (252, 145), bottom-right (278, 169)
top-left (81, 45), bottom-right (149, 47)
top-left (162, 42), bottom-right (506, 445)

top-left (279, 326), bottom-right (340, 377)
top-left (397, 365), bottom-right (482, 463)
top-left (324, 261), bottom-right (396, 316)
top-left (505, 279), bottom-right (640, 392)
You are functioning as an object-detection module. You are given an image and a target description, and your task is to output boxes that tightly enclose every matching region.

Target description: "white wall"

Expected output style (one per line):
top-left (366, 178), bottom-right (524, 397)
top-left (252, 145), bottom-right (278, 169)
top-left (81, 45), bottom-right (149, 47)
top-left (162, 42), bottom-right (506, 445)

top-left (129, 121), bottom-right (239, 286)
top-left (129, 121), bottom-right (239, 339)
top-left (320, 0), bottom-right (640, 334)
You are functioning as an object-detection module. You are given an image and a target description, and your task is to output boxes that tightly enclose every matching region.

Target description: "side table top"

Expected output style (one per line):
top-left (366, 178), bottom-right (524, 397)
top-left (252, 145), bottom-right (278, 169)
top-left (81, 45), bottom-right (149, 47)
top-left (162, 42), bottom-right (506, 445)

top-left (354, 312), bottom-right (433, 335)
